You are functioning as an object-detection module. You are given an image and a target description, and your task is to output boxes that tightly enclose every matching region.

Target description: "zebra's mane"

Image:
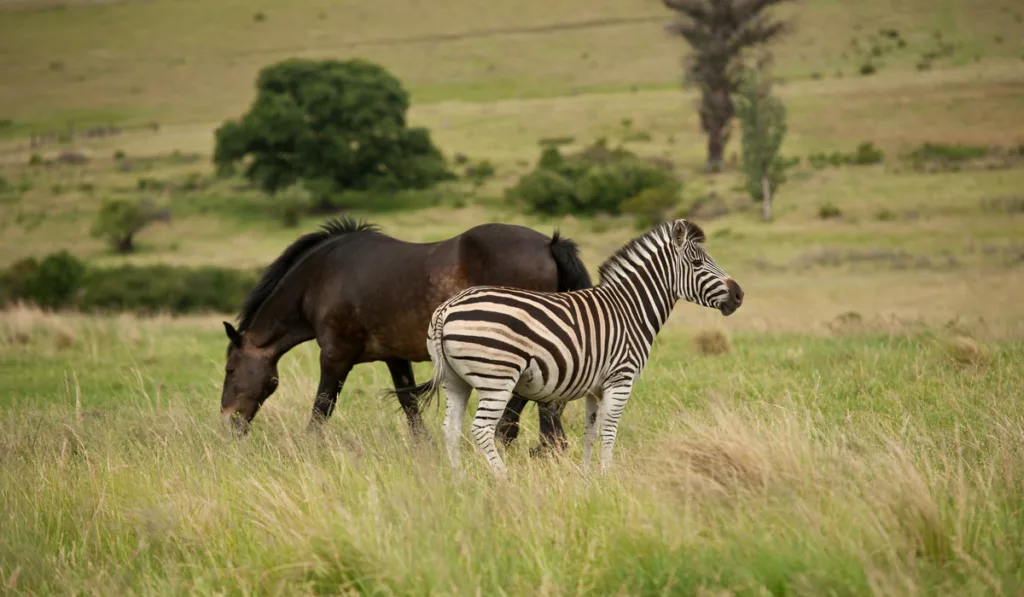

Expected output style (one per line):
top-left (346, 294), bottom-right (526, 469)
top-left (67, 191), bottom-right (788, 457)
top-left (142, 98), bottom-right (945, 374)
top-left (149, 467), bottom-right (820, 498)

top-left (596, 220), bottom-right (705, 285)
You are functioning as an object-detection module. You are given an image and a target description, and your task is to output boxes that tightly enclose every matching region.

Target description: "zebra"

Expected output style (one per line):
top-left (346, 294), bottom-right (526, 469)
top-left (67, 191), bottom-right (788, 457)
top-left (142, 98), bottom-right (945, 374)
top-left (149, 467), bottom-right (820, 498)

top-left (405, 219), bottom-right (743, 476)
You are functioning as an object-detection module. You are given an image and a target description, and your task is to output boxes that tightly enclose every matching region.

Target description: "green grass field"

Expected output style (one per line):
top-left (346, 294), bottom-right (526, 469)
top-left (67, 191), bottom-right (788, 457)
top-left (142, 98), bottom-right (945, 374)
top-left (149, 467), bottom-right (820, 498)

top-left (2, 0), bottom-right (1024, 594)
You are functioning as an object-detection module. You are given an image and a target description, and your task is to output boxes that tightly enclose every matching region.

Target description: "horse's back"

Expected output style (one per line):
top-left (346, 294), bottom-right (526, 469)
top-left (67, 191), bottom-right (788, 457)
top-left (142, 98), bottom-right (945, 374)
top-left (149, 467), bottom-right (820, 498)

top-left (457, 224), bottom-right (559, 292)
top-left (311, 224), bottom-right (561, 363)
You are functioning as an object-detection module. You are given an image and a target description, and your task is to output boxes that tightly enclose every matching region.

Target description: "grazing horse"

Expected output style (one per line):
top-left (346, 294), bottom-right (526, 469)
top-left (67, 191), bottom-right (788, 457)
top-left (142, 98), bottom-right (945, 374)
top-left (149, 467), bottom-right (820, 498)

top-left (219, 217), bottom-right (592, 452)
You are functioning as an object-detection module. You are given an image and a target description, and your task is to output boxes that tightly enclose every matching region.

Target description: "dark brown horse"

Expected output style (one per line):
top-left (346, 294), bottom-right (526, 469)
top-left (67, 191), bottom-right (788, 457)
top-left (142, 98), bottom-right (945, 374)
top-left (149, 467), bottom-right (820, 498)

top-left (220, 217), bottom-right (592, 451)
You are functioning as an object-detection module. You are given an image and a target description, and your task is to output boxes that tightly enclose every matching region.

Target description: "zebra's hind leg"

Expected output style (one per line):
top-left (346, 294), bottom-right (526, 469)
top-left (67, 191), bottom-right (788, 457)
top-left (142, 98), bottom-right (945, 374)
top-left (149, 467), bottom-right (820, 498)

top-left (582, 393), bottom-right (600, 473)
top-left (599, 379), bottom-right (635, 475)
top-left (441, 365), bottom-right (472, 472)
top-left (470, 388), bottom-right (517, 476)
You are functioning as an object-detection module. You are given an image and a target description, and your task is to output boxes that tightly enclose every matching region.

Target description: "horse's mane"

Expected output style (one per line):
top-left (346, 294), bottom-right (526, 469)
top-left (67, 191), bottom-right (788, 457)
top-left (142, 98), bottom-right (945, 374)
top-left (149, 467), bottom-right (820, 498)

top-left (237, 217), bottom-right (380, 333)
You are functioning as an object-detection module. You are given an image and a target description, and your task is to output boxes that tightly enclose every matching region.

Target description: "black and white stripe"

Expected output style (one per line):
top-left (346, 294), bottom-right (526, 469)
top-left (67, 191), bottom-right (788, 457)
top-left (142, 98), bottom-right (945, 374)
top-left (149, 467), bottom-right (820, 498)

top-left (413, 219), bottom-right (744, 475)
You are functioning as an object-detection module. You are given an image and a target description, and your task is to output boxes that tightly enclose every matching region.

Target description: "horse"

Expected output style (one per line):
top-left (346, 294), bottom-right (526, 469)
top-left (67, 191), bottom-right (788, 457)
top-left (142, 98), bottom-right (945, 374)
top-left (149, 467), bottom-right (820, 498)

top-left (219, 217), bottom-right (593, 453)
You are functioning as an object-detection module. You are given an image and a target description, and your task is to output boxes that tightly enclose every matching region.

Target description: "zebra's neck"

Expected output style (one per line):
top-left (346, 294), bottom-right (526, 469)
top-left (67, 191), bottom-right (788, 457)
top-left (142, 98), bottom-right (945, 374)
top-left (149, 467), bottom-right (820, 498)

top-left (595, 224), bottom-right (678, 341)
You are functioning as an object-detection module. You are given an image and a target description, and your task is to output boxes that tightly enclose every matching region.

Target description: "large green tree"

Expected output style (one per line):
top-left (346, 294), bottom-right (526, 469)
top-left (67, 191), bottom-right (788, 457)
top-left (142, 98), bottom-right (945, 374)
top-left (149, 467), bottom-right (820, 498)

top-left (214, 58), bottom-right (451, 202)
top-left (663, 0), bottom-right (792, 172)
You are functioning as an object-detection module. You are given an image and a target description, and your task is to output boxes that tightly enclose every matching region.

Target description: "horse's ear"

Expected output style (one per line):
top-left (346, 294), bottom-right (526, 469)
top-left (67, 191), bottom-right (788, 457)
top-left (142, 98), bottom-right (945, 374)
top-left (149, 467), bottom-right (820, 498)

top-left (223, 321), bottom-right (242, 348)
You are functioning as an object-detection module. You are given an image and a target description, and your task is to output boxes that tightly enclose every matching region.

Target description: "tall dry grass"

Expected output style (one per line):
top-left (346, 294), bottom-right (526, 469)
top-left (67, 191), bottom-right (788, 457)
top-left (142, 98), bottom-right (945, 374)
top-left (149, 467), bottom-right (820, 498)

top-left (2, 391), bottom-right (1022, 596)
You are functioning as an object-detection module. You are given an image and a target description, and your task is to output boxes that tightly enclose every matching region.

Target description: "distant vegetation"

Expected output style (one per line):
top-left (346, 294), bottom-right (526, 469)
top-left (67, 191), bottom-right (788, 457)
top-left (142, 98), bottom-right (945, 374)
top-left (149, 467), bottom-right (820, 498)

top-left (90, 198), bottom-right (167, 254)
top-left (213, 58), bottom-right (454, 211)
top-left (735, 68), bottom-right (788, 222)
top-left (505, 138), bottom-right (680, 218)
top-left (0, 252), bottom-right (258, 314)
top-left (663, 0), bottom-right (793, 172)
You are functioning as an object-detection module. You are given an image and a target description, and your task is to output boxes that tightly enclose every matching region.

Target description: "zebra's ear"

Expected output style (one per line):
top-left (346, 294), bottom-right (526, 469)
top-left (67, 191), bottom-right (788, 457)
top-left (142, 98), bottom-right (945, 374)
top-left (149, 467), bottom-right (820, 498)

top-left (672, 219), bottom-right (705, 246)
top-left (671, 219), bottom-right (690, 247)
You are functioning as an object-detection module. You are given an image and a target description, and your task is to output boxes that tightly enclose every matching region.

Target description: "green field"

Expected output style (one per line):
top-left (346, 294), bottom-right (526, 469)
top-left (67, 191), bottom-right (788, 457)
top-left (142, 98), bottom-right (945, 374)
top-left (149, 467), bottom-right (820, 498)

top-left (2, 0), bottom-right (1024, 594)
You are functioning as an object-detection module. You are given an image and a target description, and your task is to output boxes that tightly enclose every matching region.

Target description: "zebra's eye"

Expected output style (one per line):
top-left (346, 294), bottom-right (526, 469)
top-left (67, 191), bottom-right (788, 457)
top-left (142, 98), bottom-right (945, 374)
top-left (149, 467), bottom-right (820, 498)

top-left (691, 259), bottom-right (703, 268)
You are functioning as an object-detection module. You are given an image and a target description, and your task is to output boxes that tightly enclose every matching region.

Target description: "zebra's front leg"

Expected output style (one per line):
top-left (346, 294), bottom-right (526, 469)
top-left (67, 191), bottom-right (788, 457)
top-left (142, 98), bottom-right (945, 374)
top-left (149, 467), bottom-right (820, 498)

top-left (599, 379), bottom-right (635, 475)
top-left (441, 371), bottom-right (472, 472)
top-left (582, 393), bottom-right (600, 473)
top-left (471, 388), bottom-right (516, 476)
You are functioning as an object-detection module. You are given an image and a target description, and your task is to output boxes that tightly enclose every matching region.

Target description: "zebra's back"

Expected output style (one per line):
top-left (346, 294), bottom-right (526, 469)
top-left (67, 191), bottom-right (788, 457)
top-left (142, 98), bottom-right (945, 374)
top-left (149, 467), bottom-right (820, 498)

top-left (432, 285), bottom-right (631, 402)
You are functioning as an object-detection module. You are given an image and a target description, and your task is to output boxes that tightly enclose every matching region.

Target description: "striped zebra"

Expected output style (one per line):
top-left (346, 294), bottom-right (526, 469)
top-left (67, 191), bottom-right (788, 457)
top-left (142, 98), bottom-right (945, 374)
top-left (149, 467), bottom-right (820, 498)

top-left (407, 219), bottom-right (743, 475)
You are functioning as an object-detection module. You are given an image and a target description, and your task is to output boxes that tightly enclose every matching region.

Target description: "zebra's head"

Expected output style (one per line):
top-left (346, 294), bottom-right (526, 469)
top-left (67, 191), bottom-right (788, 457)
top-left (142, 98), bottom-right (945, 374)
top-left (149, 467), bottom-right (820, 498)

top-left (669, 219), bottom-right (743, 316)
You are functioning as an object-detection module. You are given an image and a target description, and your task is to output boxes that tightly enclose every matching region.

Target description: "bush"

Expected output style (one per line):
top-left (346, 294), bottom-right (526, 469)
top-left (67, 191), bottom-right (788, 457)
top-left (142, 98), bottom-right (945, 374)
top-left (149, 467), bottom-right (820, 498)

top-left (273, 181), bottom-right (311, 227)
top-left (621, 186), bottom-right (681, 229)
top-left (906, 142), bottom-right (990, 170)
top-left (851, 142), bottom-right (885, 165)
top-left (506, 140), bottom-right (679, 216)
top-left (0, 253), bottom-right (261, 314)
top-left (818, 203), bottom-right (842, 219)
top-left (875, 208), bottom-right (897, 221)
top-left (509, 169), bottom-right (578, 215)
top-left (77, 265), bottom-right (259, 314)
top-left (0, 251), bottom-right (87, 309)
top-left (213, 58), bottom-right (452, 199)
top-left (808, 143), bottom-right (884, 169)
top-left (464, 159), bottom-right (496, 188)
top-left (90, 198), bottom-right (160, 254)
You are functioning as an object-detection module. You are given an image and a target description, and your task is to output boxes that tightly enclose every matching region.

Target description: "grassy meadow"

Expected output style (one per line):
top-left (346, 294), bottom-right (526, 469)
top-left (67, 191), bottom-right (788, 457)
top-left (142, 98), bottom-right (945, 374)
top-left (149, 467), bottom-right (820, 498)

top-left (2, 0), bottom-right (1024, 594)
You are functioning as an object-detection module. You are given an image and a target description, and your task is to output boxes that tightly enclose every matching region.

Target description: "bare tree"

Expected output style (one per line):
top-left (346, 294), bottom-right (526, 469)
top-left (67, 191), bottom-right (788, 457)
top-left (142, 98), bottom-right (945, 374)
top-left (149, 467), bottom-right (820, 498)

top-left (663, 0), bottom-right (792, 172)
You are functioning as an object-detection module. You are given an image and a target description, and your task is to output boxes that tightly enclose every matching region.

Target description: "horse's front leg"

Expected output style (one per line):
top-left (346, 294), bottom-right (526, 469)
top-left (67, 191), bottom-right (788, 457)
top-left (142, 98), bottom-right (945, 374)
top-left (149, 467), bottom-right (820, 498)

top-left (308, 344), bottom-right (356, 432)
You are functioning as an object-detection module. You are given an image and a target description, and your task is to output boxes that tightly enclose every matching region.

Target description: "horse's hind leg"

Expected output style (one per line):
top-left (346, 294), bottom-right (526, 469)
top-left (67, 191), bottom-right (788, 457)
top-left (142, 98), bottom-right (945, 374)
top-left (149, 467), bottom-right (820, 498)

top-left (386, 358), bottom-right (427, 438)
top-left (496, 395), bottom-right (529, 447)
top-left (533, 401), bottom-right (569, 457)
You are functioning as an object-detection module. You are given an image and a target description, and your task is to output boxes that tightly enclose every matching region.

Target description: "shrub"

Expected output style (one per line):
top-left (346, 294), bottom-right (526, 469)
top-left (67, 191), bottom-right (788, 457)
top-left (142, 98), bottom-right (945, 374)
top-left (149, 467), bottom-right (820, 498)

top-left (213, 58), bottom-right (452, 198)
top-left (137, 177), bottom-right (167, 192)
top-left (508, 168), bottom-right (578, 215)
top-left (538, 136), bottom-right (575, 148)
top-left (77, 265), bottom-right (259, 314)
top-left (693, 329), bottom-right (731, 355)
top-left (621, 186), bottom-right (681, 229)
top-left (808, 144), bottom-right (884, 169)
top-left (507, 140), bottom-right (678, 216)
top-left (3, 251), bottom-right (87, 309)
top-left (851, 142), bottom-right (885, 165)
top-left (273, 181), bottom-right (311, 227)
top-left (90, 198), bottom-right (160, 254)
top-left (859, 62), bottom-right (877, 76)
top-left (906, 142), bottom-right (990, 169)
top-left (0, 253), bottom-right (261, 314)
top-left (464, 159), bottom-right (496, 188)
top-left (875, 208), bottom-right (897, 221)
top-left (113, 150), bottom-right (126, 161)
top-left (818, 203), bottom-right (842, 219)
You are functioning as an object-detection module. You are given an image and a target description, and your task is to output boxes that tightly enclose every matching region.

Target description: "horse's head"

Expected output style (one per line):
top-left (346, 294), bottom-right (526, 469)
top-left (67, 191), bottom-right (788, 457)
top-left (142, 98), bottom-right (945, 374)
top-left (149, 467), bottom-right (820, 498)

top-left (220, 322), bottom-right (279, 434)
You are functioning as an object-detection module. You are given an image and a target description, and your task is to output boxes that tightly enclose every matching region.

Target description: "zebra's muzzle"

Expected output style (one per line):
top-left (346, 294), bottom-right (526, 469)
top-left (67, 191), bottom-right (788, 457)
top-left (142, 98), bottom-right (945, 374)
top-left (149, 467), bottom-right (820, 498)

top-left (719, 278), bottom-right (744, 316)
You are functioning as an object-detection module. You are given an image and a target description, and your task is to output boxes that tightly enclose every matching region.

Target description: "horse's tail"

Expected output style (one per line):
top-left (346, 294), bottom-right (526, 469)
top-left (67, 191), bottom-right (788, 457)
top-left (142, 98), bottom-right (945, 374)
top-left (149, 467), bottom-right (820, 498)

top-left (389, 306), bottom-right (447, 409)
top-left (549, 230), bottom-right (593, 292)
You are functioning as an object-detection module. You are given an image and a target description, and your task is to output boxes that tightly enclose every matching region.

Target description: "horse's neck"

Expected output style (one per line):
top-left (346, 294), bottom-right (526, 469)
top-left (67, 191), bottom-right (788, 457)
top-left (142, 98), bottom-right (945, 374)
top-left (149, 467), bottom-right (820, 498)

top-left (245, 288), bottom-right (316, 359)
